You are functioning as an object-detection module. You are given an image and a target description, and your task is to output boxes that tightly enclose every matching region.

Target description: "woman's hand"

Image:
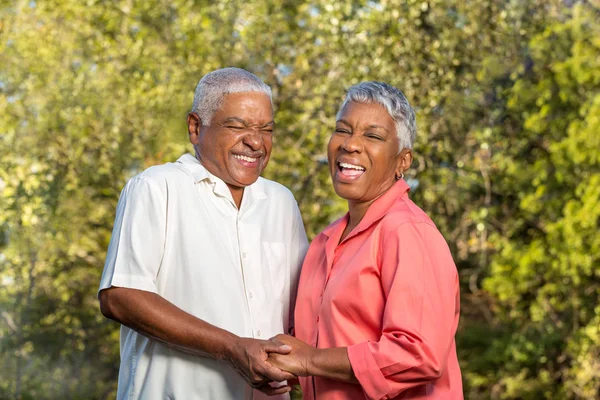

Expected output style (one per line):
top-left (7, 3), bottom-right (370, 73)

top-left (267, 334), bottom-right (315, 377)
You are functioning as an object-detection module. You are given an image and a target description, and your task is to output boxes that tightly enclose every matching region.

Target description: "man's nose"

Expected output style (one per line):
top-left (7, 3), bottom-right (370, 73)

top-left (243, 129), bottom-right (263, 151)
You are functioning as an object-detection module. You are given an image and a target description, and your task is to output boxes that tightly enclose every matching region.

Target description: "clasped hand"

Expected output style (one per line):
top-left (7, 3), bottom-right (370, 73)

top-left (267, 334), bottom-right (315, 378)
top-left (226, 337), bottom-right (296, 396)
top-left (227, 335), bottom-right (314, 396)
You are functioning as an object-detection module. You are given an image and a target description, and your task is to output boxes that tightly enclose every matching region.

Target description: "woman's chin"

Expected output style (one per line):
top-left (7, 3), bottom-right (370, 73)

top-left (332, 183), bottom-right (364, 202)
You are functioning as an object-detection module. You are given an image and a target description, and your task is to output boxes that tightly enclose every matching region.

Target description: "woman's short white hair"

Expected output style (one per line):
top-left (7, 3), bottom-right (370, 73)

top-left (337, 82), bottom-right (417, 150)
top-left (191, 67), bottom-right (272, 126)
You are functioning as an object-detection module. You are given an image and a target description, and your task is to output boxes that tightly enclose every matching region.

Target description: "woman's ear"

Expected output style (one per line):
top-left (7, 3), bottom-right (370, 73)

top-left (395, 148), bottom-right (413, 177)
top-left (187, 112), bottom-right (202, 144)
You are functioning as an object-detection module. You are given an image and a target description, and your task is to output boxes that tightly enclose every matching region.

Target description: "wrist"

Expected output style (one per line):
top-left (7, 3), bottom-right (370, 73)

top-left (305, 347), bottom-right (320, 377)
top-left (216, 332), bottom-right (241, 362)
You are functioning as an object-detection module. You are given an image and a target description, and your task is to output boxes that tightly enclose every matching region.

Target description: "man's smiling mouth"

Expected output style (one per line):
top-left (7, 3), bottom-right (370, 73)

top-left (233, 154), bottom-right (259, 163)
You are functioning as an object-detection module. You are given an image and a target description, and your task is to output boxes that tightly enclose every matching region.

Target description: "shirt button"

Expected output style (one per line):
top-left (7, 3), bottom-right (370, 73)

top-left (257, 330), bottom-right (262, 337)
top-left (242, 252), bottom-right (247, 258)
top-left (249, 292), bottom-right (254, 299)
top-left (316, 316), bottom-right (320, 323)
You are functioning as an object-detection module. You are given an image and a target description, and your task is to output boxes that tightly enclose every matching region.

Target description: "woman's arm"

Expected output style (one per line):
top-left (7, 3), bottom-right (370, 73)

top-left (267, 334), bottom-right (358, 384)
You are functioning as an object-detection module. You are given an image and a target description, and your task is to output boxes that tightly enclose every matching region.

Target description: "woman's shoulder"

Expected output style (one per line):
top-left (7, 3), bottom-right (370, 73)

top-left (380, 196), bottom-right (438, 234)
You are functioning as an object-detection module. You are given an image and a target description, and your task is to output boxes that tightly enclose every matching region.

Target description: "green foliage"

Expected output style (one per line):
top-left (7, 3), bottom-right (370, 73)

top-left (1, 0), bottom-right (598, 398)
top-left (479, 6), bottom-right (600, 398)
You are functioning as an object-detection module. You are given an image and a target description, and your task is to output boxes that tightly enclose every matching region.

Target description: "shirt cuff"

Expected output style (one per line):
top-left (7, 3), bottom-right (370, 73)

top-left (98, 273), bottom-right (158, 295)
top-left (347, 341), bottom-right (392, 400)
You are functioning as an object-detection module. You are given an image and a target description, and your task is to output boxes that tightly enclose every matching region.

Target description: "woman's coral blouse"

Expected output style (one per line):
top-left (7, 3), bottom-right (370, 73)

top-left (295, 180), bottom-right (463, 399)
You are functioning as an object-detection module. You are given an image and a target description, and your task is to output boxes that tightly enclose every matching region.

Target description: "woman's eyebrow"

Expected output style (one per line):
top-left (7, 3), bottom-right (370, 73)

top-left (336, 119), bottom-right (389, 132)
top-left (366, 124), bottom-right (389, 132)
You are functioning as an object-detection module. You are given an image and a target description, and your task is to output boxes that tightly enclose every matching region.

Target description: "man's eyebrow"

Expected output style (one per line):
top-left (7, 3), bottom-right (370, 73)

top-left (259, 121), bottom-right (275, 128)
top-left (336, 119), bottom-right (351, 126)
top-left (221, 118), bottom-right (275, 128)
top-left (222, 117), bottom-right (250, 126)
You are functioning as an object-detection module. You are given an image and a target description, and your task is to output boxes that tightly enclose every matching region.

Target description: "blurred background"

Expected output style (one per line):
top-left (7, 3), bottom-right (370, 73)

top-left (0, 0), bottom-right (599, 398)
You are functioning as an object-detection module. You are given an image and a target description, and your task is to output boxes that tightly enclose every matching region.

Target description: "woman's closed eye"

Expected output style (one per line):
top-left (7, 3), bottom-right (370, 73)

top-left (365, 133), bottom-right (384, 140)
top-left (335, 128), bottom-right (351, 134)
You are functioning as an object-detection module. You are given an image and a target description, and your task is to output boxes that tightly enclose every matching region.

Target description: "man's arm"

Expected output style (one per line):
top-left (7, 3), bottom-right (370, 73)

top-left (99, 287), bottom-right (294, 395)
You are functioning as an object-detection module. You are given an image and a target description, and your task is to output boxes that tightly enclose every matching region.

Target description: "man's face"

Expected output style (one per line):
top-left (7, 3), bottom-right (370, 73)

top-left (188, 92), bottom-right (274, 190)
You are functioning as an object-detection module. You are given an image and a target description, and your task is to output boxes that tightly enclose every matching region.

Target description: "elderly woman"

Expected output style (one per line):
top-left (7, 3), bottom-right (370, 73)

top-left (269, 82), bottom-right (463, 399)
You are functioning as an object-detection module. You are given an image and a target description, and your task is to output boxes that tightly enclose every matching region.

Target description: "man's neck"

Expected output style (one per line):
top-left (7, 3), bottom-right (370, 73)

top-left (227, 184), bottom-right (244, 209)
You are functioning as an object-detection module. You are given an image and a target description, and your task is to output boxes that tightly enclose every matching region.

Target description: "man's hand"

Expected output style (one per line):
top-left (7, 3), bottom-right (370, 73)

top-left (225, 337), bottom-right (296, 393)
top-left (267, 334), bottom-right (315, 377)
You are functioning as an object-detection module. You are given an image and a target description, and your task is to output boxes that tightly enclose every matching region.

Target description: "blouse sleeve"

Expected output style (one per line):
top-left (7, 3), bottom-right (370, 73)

top-left (346, 221), bottom-right (460, 400)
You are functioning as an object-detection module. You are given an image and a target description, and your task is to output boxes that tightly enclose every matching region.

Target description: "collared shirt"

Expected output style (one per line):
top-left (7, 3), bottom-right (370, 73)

top-left (295, 180), bottom-right (463, 400)
top-left (99, 153), bottom-right (309, 400)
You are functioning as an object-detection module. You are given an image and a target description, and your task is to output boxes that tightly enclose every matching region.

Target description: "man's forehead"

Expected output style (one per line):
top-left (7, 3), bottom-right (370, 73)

top-left (215, 92), bottom-right (274, 121)
top-left (220, 91), bottom-right (272, 104)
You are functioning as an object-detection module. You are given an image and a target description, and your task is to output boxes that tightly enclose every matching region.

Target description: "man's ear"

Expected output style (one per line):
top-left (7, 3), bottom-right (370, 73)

top-left (187, 112), bottom-right (202, 144)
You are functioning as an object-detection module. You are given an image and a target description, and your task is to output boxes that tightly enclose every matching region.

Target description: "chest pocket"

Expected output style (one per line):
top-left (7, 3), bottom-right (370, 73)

top-left (261, 242), bottom-right (288, 300)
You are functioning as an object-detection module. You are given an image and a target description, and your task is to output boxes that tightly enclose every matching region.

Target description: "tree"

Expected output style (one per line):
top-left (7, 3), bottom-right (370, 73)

top-left (1, 0), bottom-right (598, 398)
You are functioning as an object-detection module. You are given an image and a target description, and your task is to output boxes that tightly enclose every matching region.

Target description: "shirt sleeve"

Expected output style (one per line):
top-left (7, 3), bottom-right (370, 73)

top-left (98, 176), bottom-right (167, 295)
top-left (346, 221), bottom-right (460, 400)
top-left (287, 202), bottom-right (309, 334)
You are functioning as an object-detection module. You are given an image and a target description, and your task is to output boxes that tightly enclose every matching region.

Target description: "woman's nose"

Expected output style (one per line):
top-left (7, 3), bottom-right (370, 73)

top-left (341, 134), bottom-right (362, 153)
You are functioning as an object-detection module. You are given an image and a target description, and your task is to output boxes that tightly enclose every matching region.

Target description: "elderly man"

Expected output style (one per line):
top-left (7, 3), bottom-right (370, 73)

top-left (99, 68), bottom-right (308, 400)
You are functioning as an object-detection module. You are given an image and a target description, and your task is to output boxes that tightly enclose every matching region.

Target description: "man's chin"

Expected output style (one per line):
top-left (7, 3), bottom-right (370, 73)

top-left (228, 175), bottom-right (262, 189)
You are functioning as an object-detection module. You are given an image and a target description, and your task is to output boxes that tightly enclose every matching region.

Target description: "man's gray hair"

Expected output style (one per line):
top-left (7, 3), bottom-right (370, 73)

top-left (337, 82), bottom-right (417, 150)
top-left (191, 67), bottom-right (272, 126)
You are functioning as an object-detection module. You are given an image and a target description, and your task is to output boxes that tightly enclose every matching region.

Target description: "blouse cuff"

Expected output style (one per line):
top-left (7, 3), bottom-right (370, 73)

top-left (347, 341), bottom-right (391, 400)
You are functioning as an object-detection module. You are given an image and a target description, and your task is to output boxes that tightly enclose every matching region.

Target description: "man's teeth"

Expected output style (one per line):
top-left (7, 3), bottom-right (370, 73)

top-left (234, 155), bottom-right (258, 162)
top-left (339, 162), bottom-right (365, 171)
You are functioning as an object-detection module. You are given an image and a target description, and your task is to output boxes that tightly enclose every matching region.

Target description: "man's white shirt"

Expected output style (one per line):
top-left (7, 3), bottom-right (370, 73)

top-left (99, 154), bottom-right (308, 400)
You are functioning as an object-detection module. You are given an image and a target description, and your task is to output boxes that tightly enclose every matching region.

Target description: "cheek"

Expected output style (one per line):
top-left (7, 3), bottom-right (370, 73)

top-left (263, 137), bottom-right (274, 156)
top-left (369, 150), bottom-right (396, 177)
top-left (327, 137), bottom-right (339, 160)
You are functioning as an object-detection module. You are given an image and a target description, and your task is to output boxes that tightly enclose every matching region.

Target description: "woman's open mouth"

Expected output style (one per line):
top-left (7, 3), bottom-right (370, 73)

top-left (336, 161), bottom-right (366, 181)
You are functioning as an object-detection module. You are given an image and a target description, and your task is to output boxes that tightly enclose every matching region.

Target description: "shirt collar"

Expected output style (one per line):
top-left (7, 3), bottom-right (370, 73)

top-left (175, 153), bottom-right (266, 202)
top-left (322, 179), bottom-right (410, 240)
top-left (176, 153), bottom-right (209, 183)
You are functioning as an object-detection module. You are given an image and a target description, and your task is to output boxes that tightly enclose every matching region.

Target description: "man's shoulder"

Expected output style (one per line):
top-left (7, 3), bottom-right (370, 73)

top-left (132, 161), bottom-right (190, 185)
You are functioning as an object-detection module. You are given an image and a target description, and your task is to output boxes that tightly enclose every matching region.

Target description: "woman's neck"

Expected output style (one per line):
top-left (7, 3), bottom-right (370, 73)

top-left (341, 182), bottom-right (398, 242)
top-left (340, 200), bottom-right (374, 242)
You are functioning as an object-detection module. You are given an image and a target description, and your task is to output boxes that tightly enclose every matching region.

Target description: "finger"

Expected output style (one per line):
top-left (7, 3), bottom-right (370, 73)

top-left (260, 362), bottom-right (296, 382)
top-left (266, 354), bottom-right (284, 369)
top-left (257, 384), bottom-right (292, 396)
top-left (248, 377), bottom-right (272, 389)
top-left (262, 340), bottom-right (291, 355)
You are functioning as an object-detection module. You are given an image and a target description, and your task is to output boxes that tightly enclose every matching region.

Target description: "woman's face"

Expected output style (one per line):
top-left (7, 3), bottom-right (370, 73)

top-left (327, 101), bottom-right (411, 203)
